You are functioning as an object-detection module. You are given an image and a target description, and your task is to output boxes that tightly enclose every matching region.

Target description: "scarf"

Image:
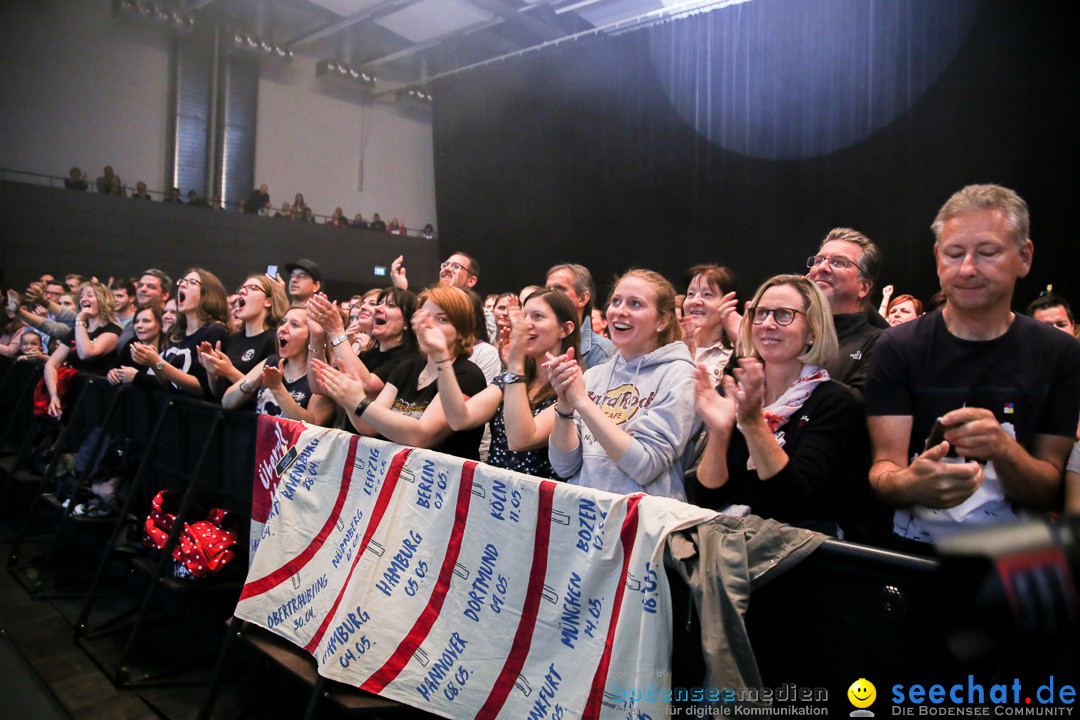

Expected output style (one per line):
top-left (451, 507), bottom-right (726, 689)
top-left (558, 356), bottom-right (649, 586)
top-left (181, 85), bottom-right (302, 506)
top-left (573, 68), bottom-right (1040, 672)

top-left (743, 364), bottom-right (829, 470)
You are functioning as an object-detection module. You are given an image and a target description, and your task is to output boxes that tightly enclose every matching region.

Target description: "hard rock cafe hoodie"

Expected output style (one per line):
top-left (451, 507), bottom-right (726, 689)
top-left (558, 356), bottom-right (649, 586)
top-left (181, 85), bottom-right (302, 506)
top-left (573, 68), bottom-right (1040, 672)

top-left (549, 341), bottom-right (699, 499)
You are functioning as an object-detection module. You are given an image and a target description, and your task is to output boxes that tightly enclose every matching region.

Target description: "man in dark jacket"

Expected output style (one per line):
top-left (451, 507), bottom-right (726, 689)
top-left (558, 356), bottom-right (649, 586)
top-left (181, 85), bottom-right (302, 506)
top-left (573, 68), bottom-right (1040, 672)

top-left (806, 227), bottom-right (886, 398)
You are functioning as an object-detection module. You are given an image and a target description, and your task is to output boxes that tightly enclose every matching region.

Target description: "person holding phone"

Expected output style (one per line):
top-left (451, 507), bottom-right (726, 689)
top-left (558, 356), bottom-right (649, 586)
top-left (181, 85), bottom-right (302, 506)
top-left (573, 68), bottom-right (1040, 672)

top-left (866, 185), bottom-right (1080, 551)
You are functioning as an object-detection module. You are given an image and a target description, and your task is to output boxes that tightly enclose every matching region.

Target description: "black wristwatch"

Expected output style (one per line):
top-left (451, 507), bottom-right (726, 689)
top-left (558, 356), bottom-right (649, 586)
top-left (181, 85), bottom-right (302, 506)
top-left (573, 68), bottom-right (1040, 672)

top-left (495, 371), bottom-right (524, 385)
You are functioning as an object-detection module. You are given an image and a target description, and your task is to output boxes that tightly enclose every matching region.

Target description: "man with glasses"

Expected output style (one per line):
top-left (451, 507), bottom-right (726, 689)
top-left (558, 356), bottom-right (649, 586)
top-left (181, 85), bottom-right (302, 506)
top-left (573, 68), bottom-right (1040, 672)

top-left (865, 185), bottom-right (1080, 548)
top-left (806, 227), bottom-right (887, 397)
top-left (390, 252), bottom-right (481, 293)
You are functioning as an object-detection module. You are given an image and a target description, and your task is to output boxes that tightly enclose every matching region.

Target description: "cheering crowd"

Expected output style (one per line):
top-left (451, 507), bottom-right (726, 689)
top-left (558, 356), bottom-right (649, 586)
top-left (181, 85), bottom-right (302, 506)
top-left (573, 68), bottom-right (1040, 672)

top-left (5, 183), bottom-right (1079, 555)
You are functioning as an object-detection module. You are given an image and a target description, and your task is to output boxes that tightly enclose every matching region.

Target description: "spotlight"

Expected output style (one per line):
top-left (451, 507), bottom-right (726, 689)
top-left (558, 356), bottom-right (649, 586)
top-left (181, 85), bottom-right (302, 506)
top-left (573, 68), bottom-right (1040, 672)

top-left (115, 0), bottom-right (195, 34)
top-left (315, 58), bottom-right (376, 88)
top-left (229, 29), bottom-right (293, 63)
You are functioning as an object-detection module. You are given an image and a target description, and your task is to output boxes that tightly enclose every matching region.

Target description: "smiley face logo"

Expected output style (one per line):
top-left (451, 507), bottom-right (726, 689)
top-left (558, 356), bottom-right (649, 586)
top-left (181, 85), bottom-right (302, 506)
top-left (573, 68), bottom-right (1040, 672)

top-left (848, 678), bottom-right (876, 709)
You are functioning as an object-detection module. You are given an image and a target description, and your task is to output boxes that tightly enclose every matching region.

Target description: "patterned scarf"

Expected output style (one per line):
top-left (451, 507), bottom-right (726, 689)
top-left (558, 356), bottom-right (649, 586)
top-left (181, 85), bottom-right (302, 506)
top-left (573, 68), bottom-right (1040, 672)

top-left (743, 364), bottom-right (829, 470)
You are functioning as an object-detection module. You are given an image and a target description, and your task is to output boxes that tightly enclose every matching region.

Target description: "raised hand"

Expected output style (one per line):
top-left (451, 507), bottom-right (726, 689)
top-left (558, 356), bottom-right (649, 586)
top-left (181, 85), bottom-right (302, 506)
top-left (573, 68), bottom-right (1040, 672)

top-left (197, 340), bottom-right (233, 377)
top-left (719, 292), bottom-right (742, 343)
top-left (307, 293), bottom-right (344, 335)
top-left (504, 306), bottom-right (530, 368)
top-left (259, 359), bottom-right (285, 390)
top-left (544, 348), bottom-right (584, 406)
top-left (694, 364), bottom-right (736, 433)
top-left (130, 341), bottom-right (161, 368)
top-left (390, 255), bottom-right (408, 290)
top-left (411, 309), bottom-right (450, 360)
top-left (730, 358), bottom-right (766, 426)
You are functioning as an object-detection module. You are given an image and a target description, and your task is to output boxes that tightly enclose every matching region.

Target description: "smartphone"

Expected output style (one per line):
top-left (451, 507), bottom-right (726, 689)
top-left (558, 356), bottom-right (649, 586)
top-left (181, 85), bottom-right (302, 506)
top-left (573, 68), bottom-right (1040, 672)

top-left (266, 264), bottom-right (278, 278)
top-left (924, 417), bottom-right (959, 457)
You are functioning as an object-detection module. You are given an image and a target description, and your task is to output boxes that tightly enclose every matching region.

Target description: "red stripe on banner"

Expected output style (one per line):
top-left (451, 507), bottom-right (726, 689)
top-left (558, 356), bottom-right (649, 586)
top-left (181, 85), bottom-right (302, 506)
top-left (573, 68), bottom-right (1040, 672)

top-left (239, 434), bottom-right (361, 601)
top-left (474, 480), bottom-right (557, 720)
top-left (302, 448), bottom-right (412, 654)
top-left (360, 461), bottom-right (477, 693)
top-left (582, 494), bottom-right (643, 720)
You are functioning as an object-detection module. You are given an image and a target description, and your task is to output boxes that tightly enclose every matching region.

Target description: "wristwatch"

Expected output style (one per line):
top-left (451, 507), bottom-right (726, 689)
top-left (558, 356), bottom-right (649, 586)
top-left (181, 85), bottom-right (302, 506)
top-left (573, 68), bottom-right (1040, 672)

top-left (154, 360), bottom-right (165, 371)
top-left (330, 334), bottom-right (349, 347)
top-left (495, 371), bottom-right (525, 385)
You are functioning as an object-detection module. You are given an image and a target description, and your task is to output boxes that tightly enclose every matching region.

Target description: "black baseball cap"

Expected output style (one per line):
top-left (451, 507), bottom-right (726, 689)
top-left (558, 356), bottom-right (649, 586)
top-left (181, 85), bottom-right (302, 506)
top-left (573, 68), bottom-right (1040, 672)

top-left (282, 258), bottom-right (321, 283)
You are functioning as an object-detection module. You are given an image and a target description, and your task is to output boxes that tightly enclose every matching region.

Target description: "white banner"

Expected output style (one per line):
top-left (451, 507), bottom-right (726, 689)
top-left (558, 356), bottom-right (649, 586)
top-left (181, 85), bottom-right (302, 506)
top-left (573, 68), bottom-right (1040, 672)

top-left (238, 416), bottom-right (717, 720)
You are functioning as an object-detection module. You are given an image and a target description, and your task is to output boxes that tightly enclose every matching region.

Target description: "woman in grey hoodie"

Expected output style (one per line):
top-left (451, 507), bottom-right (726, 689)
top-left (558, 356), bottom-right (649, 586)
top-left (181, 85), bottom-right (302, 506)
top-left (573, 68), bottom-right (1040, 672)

top-left (546, 269), bottom-right (699, 499)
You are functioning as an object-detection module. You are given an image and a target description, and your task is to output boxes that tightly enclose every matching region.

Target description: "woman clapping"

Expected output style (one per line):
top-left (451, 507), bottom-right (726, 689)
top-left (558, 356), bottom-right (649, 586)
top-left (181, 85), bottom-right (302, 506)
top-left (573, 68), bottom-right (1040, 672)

top-left (691, 274), bottom-right (872, 539)
top-left (415, 289), bottom-right (580, 478)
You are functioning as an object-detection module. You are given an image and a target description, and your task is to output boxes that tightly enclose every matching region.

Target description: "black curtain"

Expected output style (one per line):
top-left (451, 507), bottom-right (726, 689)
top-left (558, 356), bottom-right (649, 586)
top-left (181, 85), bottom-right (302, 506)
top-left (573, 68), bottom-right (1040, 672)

top-left (432, 0), bottom-right (1080, 307)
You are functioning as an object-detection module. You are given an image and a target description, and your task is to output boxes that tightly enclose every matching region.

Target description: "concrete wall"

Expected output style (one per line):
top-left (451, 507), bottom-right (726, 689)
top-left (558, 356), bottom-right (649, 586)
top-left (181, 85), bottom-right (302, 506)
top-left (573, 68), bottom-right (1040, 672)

top-left (0, 0), bottom-right (171, 191)
top-left (0, 0), bottom-right (437, 231)
top-left (256, 58), bottom-right (437, 230)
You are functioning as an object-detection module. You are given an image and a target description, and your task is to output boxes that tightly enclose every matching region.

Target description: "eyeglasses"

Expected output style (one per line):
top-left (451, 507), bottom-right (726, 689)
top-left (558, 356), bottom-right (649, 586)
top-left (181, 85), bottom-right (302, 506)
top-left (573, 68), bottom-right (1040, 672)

top-left (135, 281), bottom-right (160, 289)
top-left (749, 307), bottom-right (802, 325)
top-left (237, 283), bottom-right (264, 294)
top-left (177, 277), bottom-right (201, 288)
top-left (441, 261), bottom-right (474, 276)
top-left (807, 255), bottom-right (859, 272)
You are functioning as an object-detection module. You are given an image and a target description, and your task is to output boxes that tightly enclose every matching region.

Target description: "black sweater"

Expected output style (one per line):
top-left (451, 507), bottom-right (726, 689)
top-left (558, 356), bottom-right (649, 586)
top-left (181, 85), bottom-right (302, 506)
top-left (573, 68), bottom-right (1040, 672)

top-left (689, 379), bottom-right (886, 542)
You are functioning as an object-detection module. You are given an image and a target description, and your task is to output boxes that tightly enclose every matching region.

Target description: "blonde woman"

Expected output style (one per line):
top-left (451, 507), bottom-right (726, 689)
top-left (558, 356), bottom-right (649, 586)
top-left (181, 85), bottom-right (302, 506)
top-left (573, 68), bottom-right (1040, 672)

top-left (43, 281), bottom-right (121, 417)
top-left (692, 274), bottom-right (870, 539)
top-left (546, 269), bottom-right (698, 499)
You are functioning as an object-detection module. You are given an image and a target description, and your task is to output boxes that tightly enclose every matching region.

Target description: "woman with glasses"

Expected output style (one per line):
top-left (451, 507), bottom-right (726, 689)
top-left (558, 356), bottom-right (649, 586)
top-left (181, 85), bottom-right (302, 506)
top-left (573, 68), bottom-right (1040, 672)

top-left (545, 269), bottom-right (699, 499)
top-left (198, 274), bottom-right (289, 396)
top-left (691, 274), bottom-right (875, 539)
top-left (314, 285), bottom-right (487, 460)
top-left (131, 269), bottom-right (229, 398)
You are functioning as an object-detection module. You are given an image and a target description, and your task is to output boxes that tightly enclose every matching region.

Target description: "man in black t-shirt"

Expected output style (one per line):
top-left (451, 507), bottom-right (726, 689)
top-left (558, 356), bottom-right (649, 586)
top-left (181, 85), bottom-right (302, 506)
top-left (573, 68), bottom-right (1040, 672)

top-left (865, 184), bottom-right (1080, 547)
top-left (243, 184), bottom-right (270, 214)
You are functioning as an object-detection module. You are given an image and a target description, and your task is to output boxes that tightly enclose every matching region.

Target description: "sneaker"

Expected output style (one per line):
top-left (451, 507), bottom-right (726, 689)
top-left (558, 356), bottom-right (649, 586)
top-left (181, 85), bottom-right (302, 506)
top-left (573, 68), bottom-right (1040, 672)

top-left (84, 501), bottom-right (112, 519)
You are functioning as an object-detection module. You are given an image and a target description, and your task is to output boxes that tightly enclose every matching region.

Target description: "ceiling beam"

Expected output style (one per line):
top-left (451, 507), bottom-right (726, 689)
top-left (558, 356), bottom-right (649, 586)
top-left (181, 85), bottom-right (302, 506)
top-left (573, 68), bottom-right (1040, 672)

top-left (467, 0), bottom-right (567, 41)
top-left (362, 17), bottom-right (503, 68)
top-left (289, 0), bottom-right (420, 45)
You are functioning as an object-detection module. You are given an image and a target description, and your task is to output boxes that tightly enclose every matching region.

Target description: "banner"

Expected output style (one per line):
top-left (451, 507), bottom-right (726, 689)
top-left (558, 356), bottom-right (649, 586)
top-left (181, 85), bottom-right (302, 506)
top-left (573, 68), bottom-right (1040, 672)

top-left (238, 416), bottom-right (717, 719)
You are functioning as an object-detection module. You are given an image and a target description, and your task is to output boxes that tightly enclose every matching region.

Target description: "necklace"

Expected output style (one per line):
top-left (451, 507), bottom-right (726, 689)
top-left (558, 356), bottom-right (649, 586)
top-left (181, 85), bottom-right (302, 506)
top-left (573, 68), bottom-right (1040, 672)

top-left (417, 359), bottom-right (444, 388)
top-left (281, 361), bottom-right (304, 384)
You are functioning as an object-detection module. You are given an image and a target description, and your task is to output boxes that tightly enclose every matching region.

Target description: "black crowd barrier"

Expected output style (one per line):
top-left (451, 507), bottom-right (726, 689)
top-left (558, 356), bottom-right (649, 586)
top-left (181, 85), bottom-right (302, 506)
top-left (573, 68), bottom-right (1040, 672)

top-left (6, 356), bottom-right (1067, 716)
